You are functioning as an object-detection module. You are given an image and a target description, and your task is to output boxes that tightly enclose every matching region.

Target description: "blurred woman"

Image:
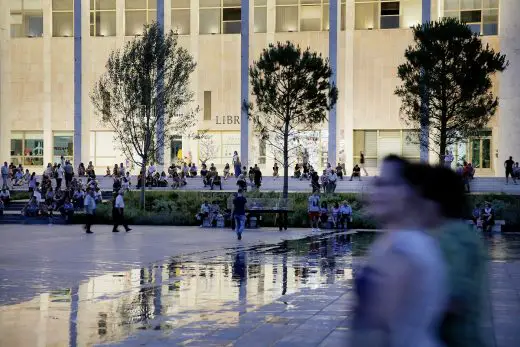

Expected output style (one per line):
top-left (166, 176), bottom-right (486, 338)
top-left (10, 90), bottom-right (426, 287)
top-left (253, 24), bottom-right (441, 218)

top-left (352, 155), bottom-right (448, 347)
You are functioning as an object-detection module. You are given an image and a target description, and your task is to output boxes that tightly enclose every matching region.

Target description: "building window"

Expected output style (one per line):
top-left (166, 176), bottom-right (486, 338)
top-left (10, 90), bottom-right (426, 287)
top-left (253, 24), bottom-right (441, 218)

top-left (255, 0), bottom-right (267, 33)
top-left (52, 0), bottom-right (74, 37)
top-left (341, 0), bottom-right (346, 30)
top-left (276, 0), bottom-right (298, 32)
top-left (53, 132), bottom-right (74, 164)
top-left (90, 0), bottom-right (116, 36)
top-left (443, 0), bottom-right (499, 35)
top-left (276, 0), bottom-right (330, 32)
top-left (355, 0), bottom-right (421, 30)
top-left (125, 0), bottom-right (157, 36)
top-left (353, 129), bottom-right (420, 167)
top-left (89, 131), bottom-right (116, 167)
top-left (199, 0), bottom-right (242, 35)
top-left (172, 0), bottom-right (190, 35)
top-left (204, 91), bottom-right (212, 121)
top-left (10, 132), bottom-right (44, 166)
top-left (10, 0), bottom-right (44, 38)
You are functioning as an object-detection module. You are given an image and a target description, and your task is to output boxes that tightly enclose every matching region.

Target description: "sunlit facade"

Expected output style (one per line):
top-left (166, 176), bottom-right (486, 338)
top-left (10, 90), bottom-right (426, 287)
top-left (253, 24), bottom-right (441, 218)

top-left (0, 0), bottom-right (518, 176)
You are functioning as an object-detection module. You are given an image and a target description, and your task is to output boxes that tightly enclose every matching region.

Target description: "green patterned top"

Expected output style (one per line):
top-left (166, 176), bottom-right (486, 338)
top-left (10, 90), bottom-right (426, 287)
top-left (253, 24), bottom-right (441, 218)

top-left (435, 220), bottom-right (489, 347)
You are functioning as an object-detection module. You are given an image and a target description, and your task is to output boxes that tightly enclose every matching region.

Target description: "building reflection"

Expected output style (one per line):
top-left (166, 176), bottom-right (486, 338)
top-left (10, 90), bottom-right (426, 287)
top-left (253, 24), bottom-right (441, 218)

top-left (0, 233), bottom-right (354, 347)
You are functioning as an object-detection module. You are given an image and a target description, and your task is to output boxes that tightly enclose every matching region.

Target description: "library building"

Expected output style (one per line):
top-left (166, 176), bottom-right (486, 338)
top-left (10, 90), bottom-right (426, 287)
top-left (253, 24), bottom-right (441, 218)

top-left (0, 0), bottom-right (518, 176)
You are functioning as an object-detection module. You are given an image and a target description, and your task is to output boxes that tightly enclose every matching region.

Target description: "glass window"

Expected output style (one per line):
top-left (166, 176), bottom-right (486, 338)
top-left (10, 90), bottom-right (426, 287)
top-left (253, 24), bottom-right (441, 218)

top-left (52, 12), bottom-right (73, 37)
top-left (200, 0), bottom-right (221, 7)
top-left (11, 0), bottom-right (43, 38)
top-left (125, 0), bottom-right (157, 36)
top-left (323, 4), bottom-right (329, 31)
top-left (300, 5), bottom-right (321, 31)
top-left (204, 91), bottom-right (212, 120)
top-left (172, 0), bottom-right (191, 8)
top-left (380, 1), bottom-right (400, 29)
top-left (443, 10), bottom-right (460, 20)
top-left (355, 2), bottom-right (378, 30)
top-left (52, 0), bottom-right (73, 11)
top-left (10, 132), bottom-right (44, 166)
top-left (482, 9), bottom-right (498, 35)
top-left (172, 9), bottom-right (190, 35)
top-left (200, 9), bottom-right (221, 34)
top-left (461, 0), bottom-right (481, 10)
top-left (90, 0), bottom-right (116, 36)
top-left (401, 0), bottom-right (421, 28)
top-left (254, 6), bottom-right (267, 33)
top-left (341, 3), bottom-right (346, 30)
top-left (90, 131), bottom-right (116, 167)
top-left (53, 133), bottom-right (73, 163)
top-left (222, 7), bottom-right (241, 33)
top-left (276, 6), bottom-right (298, 32)
top-left (444, 0), bottom-right (459, 11)
top-left (255, 0), bottom-right (267, 5)
top-left (483, 0), bottom-right (499, 8)
top-left (170, 137), bottom-right (183, 163)
top-left (461, 10), bottom-right (481, 23)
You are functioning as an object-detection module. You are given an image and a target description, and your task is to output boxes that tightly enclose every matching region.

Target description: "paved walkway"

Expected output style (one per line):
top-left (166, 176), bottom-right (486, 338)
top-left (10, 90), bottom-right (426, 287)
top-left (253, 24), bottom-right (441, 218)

top-left (8, 175), bottom-right (520, 194)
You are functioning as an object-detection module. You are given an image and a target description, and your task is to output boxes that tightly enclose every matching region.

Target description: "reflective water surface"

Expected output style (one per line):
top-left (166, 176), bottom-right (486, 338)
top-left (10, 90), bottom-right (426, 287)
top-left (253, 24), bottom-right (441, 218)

top-left (0, 231), bottom-right (518, 347)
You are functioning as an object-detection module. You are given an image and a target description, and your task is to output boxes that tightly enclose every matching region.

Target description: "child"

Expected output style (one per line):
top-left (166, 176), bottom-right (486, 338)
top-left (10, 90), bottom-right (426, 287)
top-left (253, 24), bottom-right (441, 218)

top-left (332, 202), bottom-right (340, 228)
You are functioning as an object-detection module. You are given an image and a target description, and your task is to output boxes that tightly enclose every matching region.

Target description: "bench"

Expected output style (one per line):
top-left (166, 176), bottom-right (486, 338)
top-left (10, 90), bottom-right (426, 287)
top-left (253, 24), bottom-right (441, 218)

top-left (466, 219), bottom-right (505, 233)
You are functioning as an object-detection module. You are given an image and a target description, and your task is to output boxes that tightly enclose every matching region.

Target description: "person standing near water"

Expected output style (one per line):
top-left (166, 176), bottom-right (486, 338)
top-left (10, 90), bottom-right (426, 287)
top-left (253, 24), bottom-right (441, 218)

top-left (233, 189), bottom-right (247, 240)
top-left (112, 190), bottom-right (131, 233)
top-left (233, 151), bottom-right (241, 178)
top-left (84, 188), bottom-right (96, 234)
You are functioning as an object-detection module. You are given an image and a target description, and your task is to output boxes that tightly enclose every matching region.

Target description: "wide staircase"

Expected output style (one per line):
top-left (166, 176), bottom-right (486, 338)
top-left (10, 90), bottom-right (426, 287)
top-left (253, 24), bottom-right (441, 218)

top-left (0, 190), bottom-right (115, 225)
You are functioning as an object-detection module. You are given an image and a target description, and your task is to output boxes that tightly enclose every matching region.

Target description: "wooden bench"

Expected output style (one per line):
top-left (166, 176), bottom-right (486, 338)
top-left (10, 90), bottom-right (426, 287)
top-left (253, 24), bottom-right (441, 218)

top-left (466, 219), bottom-right (505, 233)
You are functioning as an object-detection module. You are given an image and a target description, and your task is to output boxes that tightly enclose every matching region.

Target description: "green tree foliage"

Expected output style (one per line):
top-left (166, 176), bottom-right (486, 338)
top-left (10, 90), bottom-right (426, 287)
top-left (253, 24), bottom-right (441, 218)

top-left (245, 41), bottom-right (338, 198)
top-left (395, 17), bottom-right (507, 164)
top-left (91, 22), bottom-right (197, 208)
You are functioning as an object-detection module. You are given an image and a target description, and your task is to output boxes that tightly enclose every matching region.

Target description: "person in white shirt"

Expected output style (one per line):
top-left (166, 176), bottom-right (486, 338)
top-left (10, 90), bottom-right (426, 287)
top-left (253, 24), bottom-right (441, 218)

top-left (84, 189), bottom-right (96, 233)
top-left (56, 164), bottom-right (64, 190)
top-left (148, 163), bottom-right (156, 176)
top-left (112, 190), bottom-right (131, 232)
top-left (444, 150), bottom-right (454, 169)
top-left (32, 184), bottom-right (43, 203)
top-left (0, 188), bottom-right (10, 205)
top-left (308, 191), bottom-right (321, 232)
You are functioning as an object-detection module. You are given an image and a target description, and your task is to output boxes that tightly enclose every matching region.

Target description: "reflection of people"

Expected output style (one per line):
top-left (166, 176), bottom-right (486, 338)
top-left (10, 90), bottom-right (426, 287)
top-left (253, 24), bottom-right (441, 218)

top-left (233, 189), bottom-right (247, 240)
top-left (232, 250), bottom-right (247, 306)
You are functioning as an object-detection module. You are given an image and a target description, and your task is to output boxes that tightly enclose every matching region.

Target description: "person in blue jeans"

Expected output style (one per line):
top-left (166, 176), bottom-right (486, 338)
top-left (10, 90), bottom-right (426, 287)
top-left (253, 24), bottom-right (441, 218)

top-left (233, 189), bottom-right (247, 240)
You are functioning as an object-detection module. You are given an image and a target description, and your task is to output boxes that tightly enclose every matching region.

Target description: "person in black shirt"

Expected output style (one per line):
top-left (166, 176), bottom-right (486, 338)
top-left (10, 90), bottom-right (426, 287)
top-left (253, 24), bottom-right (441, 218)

top-left (350, 164), bottom-right (362, 181)
top-left (253, 165), bottom-right (262, 189)
top-left (505, 156), bottom-right (517, 185)
top-left (233, 189), bottom-right (247, 240)
top-left (359, 151), bottom-right (368, 176)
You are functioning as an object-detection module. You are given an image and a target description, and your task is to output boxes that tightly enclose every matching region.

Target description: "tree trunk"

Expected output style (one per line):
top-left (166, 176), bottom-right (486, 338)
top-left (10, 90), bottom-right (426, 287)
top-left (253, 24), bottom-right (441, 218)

top-left (140, 159), bottom-right (147, 210)
top-left (283, 121), bottom-right (289, 200)
top-left (439, 118), bottom-right (447, 166)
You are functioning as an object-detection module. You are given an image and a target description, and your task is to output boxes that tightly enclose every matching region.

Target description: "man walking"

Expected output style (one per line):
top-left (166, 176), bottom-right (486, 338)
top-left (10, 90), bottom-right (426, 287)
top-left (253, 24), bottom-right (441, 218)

top-left (505, 156), bottom-right (517, 185)
top-left (233, 189), bottom-right (247, 240)
top-left (84, 188), bottom-right (96, 234)
top-left (1, 162), bottom-right (9, 189)
top-left (113, 190), bottom-right (131, 232)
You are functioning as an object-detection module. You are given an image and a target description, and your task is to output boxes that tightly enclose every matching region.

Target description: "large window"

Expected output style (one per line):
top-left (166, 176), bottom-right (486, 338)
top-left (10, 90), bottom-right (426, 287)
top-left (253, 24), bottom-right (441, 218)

top-left (353, 129), bottom-right (420, 167)
top-left (170, 137), bottom-right (183, 163)
top-left (52, 0), bottom-right (74, 37)
top-left (199, 0), bottom-right (241, 35)
top-left (355, 0), bottom-right (421, 30)
top-left (255, 0), bottom-right (267, 33)
top-left (89, 131), bottom-right (117, 167)
top-left (276, 0), bottom-right (330, 32)
top-left (10, 0), bottom-right (44, 38)
top-left (443, 0), bottom-right (499, 35)
top-left (11, 132), bottom-right (44, 166)
top-left (53, 132), bottom-right (73, 164)
top-left (90, 0), bottom-right (116, 36)
top-left (172, 0), bottom-right (190, 35)
top-left (125, 0), bottom-right (157, 36)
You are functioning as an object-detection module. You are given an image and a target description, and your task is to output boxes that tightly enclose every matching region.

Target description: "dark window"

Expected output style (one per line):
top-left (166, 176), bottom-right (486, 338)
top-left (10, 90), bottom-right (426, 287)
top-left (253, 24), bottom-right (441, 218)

top-left (461, 10), bottom-right (481, 23)
top-left (381, 2), bottom-right (399, 16)
top-left (223, 8), bottom-right (241, 21)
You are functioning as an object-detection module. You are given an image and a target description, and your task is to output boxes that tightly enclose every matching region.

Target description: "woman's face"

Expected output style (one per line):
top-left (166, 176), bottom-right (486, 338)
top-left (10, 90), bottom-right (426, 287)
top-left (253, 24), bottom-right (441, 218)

top-left (367, 160), bottom-right (417, 225)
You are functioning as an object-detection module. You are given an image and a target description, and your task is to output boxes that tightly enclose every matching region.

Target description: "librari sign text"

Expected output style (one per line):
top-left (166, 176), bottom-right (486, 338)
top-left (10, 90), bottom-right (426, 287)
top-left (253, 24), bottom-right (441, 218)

top-left (215, 115), bottom-right (240, 125)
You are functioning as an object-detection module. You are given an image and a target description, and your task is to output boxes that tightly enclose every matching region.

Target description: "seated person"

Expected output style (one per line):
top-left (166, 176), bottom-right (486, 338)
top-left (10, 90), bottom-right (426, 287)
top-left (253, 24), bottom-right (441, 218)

top-left (122, 175), bottom-right (130, 191)
top-left (86, 161), bottom-right (95, 176)
top-left (471, 204), bottom-right (482, 227)
top-left (13, 169), bottom-right (24, 186)
top-left (336, 164), bottom-right (343, 180)
top-left (105, 166), bottom-right (111, 177)
top-left (210, 201), bottom-right (221, 226)
top-left (189, 164), bottom-right (197, 177)
top-left (171, 171), bottom-right (181, 189)
top-left (45, 188), bottom-right (54, 205)
top-left (158, 172), bottom-right (168, 187)
top-left (211, 173), bottom-right (222, 190)
top-left (60, 197), bottom-right (75, 223)
top-left (72, 188), bottom-right (85, 209)
top-left (0, 187), bottom-right (10, 205)
top-left (94, 188), bottom-right (103, 203)
top-left (113, 177), bottom-right (122, 192)
top-left (338, 201), bottom-right (352, 229)
top-left (23, 197), bottom-right (39, 217)
top-left (223, 164), bottom-right (230, 180)
top-left (513, 162), bottom-right (520, 179)
top-left (293, 164), bottom-right (301, 179)
top-left (350, 165), bottom-right (362, 181)
top-left (39, 201), bottom-right (50, 217)
top-left (168, 165), bottom-right (176, 178)
top-left (197, 201), bottom-right (211, 226)
top-left (236, 173), bottom-right (248, 191)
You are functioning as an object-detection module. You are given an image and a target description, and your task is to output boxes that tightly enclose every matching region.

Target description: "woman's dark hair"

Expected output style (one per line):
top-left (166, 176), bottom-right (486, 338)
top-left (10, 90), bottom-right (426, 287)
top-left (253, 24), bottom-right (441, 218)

top-left (382, 155), bottom-right (467, 219)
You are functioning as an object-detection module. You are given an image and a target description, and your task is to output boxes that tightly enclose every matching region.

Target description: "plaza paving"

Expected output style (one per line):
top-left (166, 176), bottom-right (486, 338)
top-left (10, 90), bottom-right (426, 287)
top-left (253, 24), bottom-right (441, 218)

top-left (0, 226), bottom-right (519, 346)
top-left (8, 175), bottom-right (520, 195)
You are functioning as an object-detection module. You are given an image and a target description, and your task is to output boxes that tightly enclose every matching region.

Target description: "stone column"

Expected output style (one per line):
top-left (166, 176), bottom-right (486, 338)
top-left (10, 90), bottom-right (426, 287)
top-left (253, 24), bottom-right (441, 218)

top-left (343, 0), bottom-right (354, 172)
top-left (498, 0), bottom-right (520, 176)
top-left (328, 0), bottom-right (339, 167)
top-left (240, 0), bottom-right (250, 167)
top-left (188, 0), bottom-right (200, 164)
top-left (156, 0), bottom-right (165, 171)
top-left (73, 0), bottom-right (82, 166)
top-left (0, 1), bottom-right (11, 162)
top-left (420, 0), bottom-right (431, 163)
top-left (43, 0), bottom-right (52, 166)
